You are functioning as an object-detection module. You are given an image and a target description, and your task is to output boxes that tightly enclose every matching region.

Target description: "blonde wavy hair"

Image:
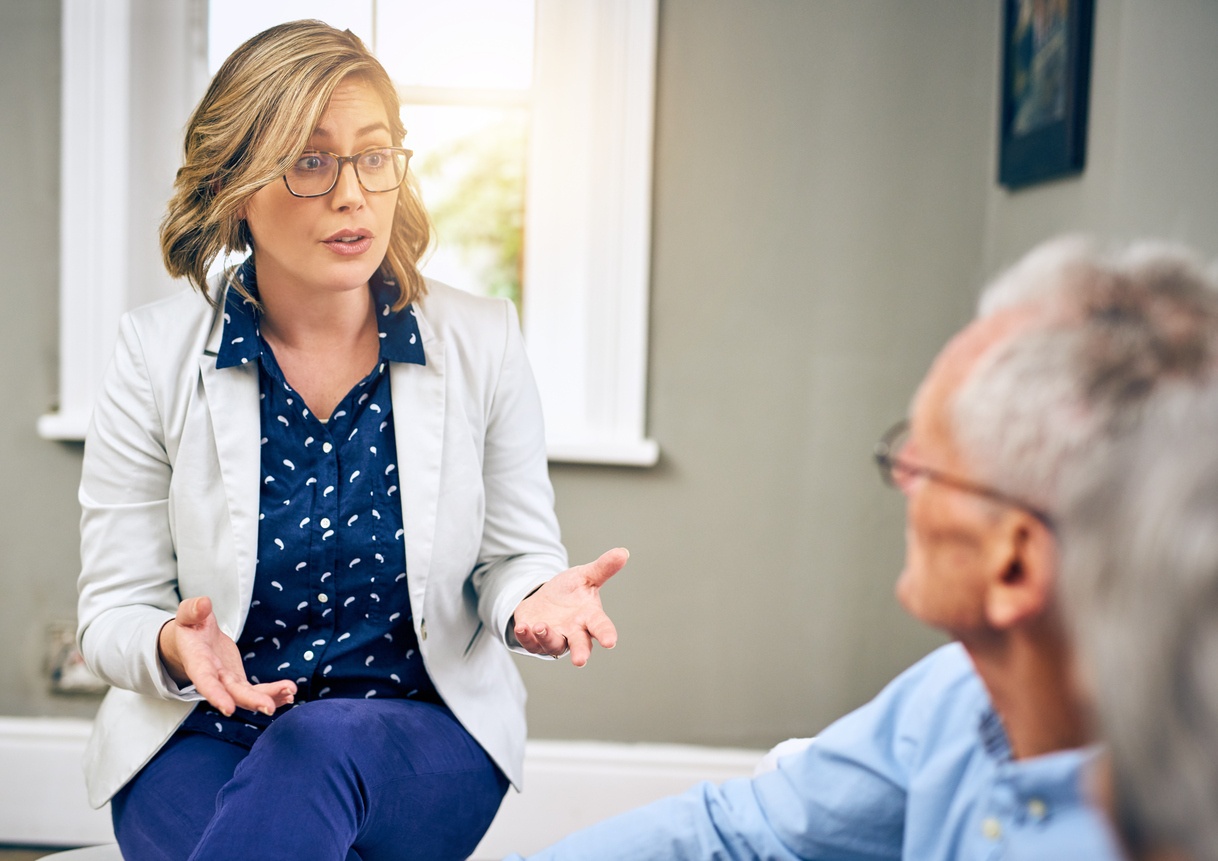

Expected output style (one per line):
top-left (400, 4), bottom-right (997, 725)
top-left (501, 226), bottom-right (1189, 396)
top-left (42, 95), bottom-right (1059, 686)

top-left (160, 20), bottom-right (430, 310)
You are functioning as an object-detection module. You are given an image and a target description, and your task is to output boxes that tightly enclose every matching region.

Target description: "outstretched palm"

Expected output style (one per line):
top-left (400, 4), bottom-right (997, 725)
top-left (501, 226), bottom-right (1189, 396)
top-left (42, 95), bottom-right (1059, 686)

top-left (513, 547), bottom-right (629, 666)
top-left (161, 596), bottom-right (297, 716)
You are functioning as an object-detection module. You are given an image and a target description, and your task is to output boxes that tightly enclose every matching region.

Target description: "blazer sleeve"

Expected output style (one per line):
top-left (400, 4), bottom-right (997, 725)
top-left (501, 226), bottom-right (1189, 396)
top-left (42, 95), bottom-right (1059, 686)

top-left (76, 313), bottom-right (200, 702)
top-left (469, 298), bottom-right (569, 651)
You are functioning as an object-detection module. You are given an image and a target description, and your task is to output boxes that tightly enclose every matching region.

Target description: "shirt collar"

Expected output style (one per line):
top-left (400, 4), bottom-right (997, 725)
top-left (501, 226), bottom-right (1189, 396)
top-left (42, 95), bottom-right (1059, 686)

top-left (978, 704), bottom-right (1101, 809)
top-left (215, 257), bottom-right (426, 369)
top-left (978, 707), bottom-right (1013, 761)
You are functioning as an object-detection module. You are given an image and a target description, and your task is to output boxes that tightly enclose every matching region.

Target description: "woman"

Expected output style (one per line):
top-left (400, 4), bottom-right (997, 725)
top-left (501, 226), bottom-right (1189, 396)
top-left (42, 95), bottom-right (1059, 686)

top-left (76, 20), bottom-right (626, 861)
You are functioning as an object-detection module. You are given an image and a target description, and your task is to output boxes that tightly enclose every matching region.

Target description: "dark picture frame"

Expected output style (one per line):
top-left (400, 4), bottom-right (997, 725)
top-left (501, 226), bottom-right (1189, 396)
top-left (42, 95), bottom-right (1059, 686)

top-left (998, 0), bottom-right (1094, 189)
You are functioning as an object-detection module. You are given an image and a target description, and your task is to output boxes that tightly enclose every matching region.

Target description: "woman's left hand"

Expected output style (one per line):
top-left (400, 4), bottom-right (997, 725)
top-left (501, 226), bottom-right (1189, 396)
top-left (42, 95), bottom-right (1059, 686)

top-left (513, 548), bottom-right (629, 666)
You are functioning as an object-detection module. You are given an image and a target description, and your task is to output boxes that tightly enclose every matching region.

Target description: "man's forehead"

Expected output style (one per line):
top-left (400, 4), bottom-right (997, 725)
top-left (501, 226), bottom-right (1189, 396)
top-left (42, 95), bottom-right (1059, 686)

top-left (945, 308), bottom-right (1041, 375)
top-left (913, 307), bottom-right (1044, 442)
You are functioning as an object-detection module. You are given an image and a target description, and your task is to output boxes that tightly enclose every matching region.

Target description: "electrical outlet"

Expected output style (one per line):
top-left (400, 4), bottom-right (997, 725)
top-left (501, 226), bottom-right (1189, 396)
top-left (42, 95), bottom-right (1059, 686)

top-left (46, 620), bottom-right (107, 696)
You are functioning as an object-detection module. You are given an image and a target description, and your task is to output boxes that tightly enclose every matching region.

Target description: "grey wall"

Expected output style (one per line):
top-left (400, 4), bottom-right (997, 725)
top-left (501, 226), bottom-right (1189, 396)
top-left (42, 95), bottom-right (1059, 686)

top-left (3, 0), bottom-right (1218, 751)
top-left (0, 0), bottom-right (97, 721)
top-left (524, 0), bottom-right (994, 746)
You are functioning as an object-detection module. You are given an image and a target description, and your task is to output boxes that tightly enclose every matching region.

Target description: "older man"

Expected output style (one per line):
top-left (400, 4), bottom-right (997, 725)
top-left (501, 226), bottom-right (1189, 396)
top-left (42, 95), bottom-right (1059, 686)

top-left (1061, 383), bottom-right (1218, 861)
top-left (507, 237), bottom-right (1218, 860)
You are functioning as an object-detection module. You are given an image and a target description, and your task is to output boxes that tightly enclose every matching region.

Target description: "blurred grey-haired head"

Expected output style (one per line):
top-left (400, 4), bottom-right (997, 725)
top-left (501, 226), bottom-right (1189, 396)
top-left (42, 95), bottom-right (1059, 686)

top-left (950, 235), bottom-right (1218, 515)
top-left (1060, 382), bottom-right (1218, 861)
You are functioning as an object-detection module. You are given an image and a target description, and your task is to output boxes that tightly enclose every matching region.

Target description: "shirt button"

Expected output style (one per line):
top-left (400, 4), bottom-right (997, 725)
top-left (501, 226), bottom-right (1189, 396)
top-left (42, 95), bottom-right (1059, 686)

top-left (319, 517), bottom-right (331, 528)
top-left (322, 442), bottom-right (333, 453)
top-left (1027, 798), bottom-right (1047, 820)
top-left (318, 593), bottom-right (329, 603)
top-left (981, 817), bottom-right (1002, 840)
top-left (420, 620), bottom-right (428, 641)
top-left (303, 650), bottom-right (315, 661)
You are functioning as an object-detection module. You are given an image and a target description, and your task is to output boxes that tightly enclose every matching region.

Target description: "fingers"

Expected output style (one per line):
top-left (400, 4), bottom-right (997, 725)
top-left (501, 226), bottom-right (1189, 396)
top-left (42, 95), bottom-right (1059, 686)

top-left (567, 628), bottom-right (593, 667)
top-left (581, 547), bottom-right (630, 588)
top-left (175, 595), bottom-right (214, 628)
top-left (205, 672), bottom-right (296, 718)
top-left (564, 611), bottom-right (617, 666)
top-left (585, 611), bottom-right (618, 652)
top-left (193, 671), bottom-right (238, 717)
top-left (514, 623), bottom-right (568, 658)
top-left (234, 680), bottom-right (297, 716)
top-left (516, 616), bottom-right (617, 666)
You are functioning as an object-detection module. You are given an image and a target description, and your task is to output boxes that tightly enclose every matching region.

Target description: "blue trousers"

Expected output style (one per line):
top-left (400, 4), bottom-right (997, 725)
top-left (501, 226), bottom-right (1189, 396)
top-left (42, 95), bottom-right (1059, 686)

top-left (110, 699), bottom-right (509, 861)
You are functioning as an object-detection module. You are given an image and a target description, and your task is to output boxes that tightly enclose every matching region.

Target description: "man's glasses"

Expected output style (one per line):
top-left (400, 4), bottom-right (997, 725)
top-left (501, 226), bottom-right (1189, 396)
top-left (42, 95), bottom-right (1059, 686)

top-left (873, 420), bottom-right (1055, 530)
top-left (282, 147), bottom-right (413, 198)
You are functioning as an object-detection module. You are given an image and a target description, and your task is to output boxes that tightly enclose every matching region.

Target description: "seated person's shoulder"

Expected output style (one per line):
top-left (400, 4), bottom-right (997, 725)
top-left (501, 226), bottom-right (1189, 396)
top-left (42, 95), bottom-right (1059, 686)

top-left (799, 643), bottom-right (987, 773)
top-left (879, 642), bottom-right (986, 727)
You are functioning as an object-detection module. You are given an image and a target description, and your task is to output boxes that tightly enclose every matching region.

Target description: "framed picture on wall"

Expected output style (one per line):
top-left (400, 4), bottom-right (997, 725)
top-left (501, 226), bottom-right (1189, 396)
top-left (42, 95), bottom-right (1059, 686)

top-left (998, 0), bottom-right (1094, 189)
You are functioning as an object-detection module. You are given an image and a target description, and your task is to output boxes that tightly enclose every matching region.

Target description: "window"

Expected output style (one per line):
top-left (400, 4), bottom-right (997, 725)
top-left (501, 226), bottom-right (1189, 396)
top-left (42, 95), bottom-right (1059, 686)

top-left (42, 0), bottom-right (658, 467)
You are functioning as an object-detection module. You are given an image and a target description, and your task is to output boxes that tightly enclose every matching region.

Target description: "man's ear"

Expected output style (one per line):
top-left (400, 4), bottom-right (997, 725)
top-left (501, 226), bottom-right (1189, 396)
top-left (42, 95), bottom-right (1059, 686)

top-left (983, 515), bottom-right (1056, 630)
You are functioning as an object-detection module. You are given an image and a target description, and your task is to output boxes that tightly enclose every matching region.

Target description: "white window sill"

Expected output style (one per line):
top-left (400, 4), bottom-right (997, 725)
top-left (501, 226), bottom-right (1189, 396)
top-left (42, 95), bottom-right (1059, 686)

top-left (546, 438), bottom-right (660, 468)
top-left (39, 407), bottom-right (659, 467)
top-left (36, 410), bottom-right (91, 443)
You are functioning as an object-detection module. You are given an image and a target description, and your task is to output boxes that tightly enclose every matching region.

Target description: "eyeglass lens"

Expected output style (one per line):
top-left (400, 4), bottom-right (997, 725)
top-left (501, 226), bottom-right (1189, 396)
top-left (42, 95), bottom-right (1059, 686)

top-left (285, 149), bottom-right (409, 196)
top-left (874, 421), bottom-right (910, 486)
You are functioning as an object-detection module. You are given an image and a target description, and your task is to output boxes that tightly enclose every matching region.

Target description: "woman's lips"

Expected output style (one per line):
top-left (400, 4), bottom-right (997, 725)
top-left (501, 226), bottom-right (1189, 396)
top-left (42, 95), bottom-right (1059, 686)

top-left (322, 233), bottom-right (373, 256)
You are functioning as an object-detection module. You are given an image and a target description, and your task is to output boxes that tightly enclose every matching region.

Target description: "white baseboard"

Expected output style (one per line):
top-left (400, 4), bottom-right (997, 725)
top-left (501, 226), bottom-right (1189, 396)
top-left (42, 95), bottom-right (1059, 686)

top-left (474, 739), bottom-right (763, 858)
top-left (0, 717), bottom-right (112, 847)
top-left (0, 716), bottom-right (763, 856)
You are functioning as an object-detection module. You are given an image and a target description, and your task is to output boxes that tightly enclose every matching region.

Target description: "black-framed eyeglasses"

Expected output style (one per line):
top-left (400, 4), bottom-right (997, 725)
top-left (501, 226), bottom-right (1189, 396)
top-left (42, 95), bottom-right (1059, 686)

top-left (873, 419), bottom-right (1055, 530)
top-left (282, 147), bottom-right (413, 198)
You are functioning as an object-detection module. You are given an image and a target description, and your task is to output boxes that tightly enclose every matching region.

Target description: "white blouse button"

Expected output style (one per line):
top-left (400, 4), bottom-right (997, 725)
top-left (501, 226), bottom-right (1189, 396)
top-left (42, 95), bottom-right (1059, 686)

top-left (322, 441), bottom-right (333, 453)
top-left (318, 593), bottom-right (329, 603)
top-left (303, 650), bottom-right (315, 661)
top-left (319, 517), bottom-right (331, 528)
top-left (981, 817), bottom-right (1002, 840)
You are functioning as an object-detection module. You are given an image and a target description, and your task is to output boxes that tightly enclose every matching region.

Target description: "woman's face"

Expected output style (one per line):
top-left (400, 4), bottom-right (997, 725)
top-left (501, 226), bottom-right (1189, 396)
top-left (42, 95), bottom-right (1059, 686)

top-left (242, 76), bottom-right (400, 302)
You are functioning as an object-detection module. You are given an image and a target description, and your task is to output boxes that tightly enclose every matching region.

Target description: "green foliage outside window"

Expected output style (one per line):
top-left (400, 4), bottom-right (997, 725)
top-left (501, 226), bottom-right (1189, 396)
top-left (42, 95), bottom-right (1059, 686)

top-left (414, 114), bottom-right (528, 313)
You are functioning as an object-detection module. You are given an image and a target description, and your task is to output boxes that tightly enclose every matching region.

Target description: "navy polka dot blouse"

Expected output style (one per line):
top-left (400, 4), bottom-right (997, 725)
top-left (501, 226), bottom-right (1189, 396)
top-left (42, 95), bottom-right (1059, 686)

top-left (182, 260), bottom-right (438, 746)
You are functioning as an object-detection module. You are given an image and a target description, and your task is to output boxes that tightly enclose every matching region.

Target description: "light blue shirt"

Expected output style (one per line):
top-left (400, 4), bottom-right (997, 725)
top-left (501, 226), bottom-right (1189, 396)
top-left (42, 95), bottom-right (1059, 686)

top-left (509, 644), bottom-right (1120, 860)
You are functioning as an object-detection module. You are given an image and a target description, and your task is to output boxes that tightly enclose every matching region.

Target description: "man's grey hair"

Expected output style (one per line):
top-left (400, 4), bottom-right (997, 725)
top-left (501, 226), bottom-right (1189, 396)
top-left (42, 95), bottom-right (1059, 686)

top-left (1060, 383), bottom-right (1218, 861)
top-left (951, 235), bottom-right (1218, 513)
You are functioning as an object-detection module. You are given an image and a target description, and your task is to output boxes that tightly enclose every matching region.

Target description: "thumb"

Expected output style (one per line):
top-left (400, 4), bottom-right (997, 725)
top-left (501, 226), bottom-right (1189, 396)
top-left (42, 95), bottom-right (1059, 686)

top-left (176, 595), bottom-right (213, 627)
top-left (583, 547), bottom-right (629, 588)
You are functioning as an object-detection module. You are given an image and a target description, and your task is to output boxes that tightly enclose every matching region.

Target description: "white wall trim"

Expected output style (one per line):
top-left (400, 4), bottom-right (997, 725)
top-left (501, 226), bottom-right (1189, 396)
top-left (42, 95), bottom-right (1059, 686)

top-left (523, 0), bottom-right (660, 468)
top-left (546, 438), bottom-right (660, 468)
top-left (0, 716), bottom-right (761, 856)
top-left (41, 0), bottom-right (208, 443)
top-left (39, 0), bottom-right (132, 443)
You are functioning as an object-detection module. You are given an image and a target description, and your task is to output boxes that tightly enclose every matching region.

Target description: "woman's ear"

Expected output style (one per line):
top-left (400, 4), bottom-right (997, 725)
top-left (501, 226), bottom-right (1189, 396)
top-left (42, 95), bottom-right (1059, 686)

top-left (983, 515), bottom-right (1056, 630)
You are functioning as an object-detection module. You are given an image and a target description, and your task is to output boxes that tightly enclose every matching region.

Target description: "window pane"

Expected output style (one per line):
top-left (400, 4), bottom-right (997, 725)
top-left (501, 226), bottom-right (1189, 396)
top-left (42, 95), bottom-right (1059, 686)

top-left (406, 105), bottom-right (528, 309)
top-left (376, 0), bottom-right (534, 90)
top-left (207, 1), bottom-right (374, 74)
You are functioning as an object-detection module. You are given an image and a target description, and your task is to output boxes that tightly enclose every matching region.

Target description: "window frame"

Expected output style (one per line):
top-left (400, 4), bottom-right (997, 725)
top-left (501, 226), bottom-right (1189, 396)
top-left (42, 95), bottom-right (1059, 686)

top-left (42, 0), bottom-right (659, 468)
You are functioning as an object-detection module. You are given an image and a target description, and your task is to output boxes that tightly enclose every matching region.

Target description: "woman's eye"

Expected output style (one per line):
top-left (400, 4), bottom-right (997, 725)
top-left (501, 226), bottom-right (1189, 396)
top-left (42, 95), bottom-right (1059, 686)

top-left (361, 150), bottom-right (387, 168)
top-left (295, 154), bottom-right (326, 172)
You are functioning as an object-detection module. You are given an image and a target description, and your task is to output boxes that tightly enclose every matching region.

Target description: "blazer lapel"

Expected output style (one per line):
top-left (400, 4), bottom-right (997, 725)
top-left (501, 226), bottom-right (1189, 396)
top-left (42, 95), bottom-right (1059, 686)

top-left (198, 298), bottom-right (262, 638)
top-left (390, 308), bottom-right (446, 615)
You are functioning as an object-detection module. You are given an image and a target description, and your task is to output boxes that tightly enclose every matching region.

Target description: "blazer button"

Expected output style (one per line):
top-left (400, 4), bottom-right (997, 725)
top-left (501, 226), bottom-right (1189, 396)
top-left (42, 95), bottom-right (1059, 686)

top-left (420, 620), bottom-right (428, 641)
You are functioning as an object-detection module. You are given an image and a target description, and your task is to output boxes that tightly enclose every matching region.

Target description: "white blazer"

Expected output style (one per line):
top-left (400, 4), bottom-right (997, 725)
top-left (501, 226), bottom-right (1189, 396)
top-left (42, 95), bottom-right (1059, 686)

top-left (77, 277), bottom-right (567, 808)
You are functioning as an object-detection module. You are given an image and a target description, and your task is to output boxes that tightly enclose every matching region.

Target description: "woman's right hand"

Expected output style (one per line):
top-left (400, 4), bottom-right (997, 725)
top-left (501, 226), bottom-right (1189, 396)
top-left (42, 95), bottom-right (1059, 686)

top-left (158, 596), bottom-right (297, 716)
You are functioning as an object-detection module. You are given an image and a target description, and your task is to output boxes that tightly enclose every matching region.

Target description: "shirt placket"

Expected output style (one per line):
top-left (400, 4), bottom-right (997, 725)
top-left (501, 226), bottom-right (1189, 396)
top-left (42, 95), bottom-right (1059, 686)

top-left (299, 426), bottom-right (341, 700)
